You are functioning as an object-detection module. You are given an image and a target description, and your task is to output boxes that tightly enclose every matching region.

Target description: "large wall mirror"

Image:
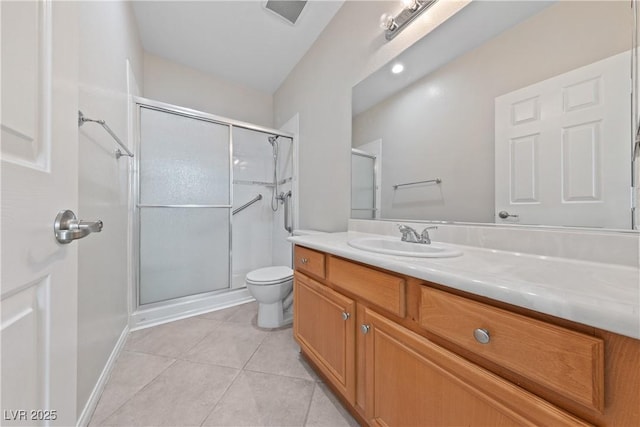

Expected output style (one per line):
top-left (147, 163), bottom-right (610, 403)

top-left (352, 1), bottom-right (638, 230)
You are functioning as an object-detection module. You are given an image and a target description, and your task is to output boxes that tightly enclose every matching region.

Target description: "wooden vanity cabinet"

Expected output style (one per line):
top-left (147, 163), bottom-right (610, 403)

top-left (293, 272), bottom-right (356, 403)
top-left (292, 246), bottom-right (640, 427)
top-left (361, 307), bottom-right (589, 426)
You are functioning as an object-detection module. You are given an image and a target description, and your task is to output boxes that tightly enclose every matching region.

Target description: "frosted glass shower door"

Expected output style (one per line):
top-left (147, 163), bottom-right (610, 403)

top-left (138, 107), bottom-right (231, 305)
top-left (351, 152), bottom-right (376, 219)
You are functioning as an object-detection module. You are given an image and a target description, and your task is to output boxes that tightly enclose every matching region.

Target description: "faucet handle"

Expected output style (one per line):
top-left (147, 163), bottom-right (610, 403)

top-left (397, 224), bottom-right (419, 242)
top-left (420, 226), bottom-right (437, 244)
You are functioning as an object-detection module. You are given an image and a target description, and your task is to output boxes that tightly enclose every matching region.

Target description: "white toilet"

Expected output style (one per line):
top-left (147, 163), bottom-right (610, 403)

top-left (246, 230), bottom-right (324, 328)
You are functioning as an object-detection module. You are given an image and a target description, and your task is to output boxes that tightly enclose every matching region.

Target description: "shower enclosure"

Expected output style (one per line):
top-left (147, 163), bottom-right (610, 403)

top-left (351, 148), bottom-right (377, 219)
top-left (132, 98), bottom-right (294, 323)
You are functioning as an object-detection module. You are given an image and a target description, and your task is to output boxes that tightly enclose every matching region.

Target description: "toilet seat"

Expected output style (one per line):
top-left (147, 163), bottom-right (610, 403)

top-left (246, 266), bottom-right (293, 286)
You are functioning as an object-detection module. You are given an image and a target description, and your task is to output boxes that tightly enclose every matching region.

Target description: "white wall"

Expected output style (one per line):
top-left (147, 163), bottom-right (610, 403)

top-left (144, 53), bottom-right (274, 128)
top-left (353, 1), bottom-right (630, 223)
top-left (77, 0), bottom-right (143, 419)
top-left (273, 1), bottom-right (469, 231)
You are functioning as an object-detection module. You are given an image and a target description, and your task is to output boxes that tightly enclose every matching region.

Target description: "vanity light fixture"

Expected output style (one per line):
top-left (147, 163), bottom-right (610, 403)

top-left (379, 0), bottom-right (438, 41)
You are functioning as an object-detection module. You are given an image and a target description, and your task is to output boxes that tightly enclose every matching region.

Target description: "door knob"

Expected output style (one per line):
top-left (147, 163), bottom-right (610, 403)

top-left (54, 210), bottom-right (103, 244)
top-left (498, 210), bottom-right (519, 219)
top-left (360, 324), bottom-right (370, 334)
top-left (341, 312), bottom-right (351, 321)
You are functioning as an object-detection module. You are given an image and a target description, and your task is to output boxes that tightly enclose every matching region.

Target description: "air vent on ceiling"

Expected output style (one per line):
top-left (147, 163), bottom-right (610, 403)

top-left (264, 1), bottom-right (308, 25)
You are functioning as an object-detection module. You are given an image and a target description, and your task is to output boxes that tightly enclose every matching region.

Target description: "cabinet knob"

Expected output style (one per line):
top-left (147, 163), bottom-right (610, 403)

top-left (300, 258), bottom-right (309, 264)
top-left (360, 324), bottom-right (370, 334)
top-left (473, 328), bottom-right (490, 344)
top-left (341, 312), bottom-right (351, 321)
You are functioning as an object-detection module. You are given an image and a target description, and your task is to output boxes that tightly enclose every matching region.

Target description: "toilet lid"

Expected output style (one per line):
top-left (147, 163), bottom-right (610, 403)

top-left (246, 266), bottom-right (294, 285)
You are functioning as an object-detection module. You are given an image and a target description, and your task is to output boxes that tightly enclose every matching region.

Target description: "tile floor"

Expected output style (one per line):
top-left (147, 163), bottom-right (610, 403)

top-left (89, 301), bottom-right (360, 427)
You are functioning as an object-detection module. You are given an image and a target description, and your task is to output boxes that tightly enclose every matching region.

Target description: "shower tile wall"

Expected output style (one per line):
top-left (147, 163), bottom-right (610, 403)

top-left (232, 128), bottom-right (292, 288)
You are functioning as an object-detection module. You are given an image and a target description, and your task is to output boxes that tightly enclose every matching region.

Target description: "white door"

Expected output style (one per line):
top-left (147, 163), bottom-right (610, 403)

top-left (1, 2), bottom-right (79, 425)
top-left (495, 51), bottom-right (631, 229)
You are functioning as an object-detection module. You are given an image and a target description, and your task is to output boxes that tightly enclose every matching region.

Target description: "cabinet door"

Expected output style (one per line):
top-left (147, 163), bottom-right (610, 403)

top-left (362, 308), bottom-right (590, 427)
top-left (294, 273), bottom-right (356, 403)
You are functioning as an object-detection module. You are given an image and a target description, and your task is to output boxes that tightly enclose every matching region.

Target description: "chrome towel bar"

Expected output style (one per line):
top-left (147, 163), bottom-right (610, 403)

top-left (233, 194), bottom-right (262, 215)
top-left (393, 178), bottom-right (442, 189)
top-left (78, 110), bottom-right (134, 159)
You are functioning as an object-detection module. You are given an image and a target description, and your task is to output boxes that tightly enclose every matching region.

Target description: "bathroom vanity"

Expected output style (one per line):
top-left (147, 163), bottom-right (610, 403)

top-left (290, 234), bottom-right (640, 426)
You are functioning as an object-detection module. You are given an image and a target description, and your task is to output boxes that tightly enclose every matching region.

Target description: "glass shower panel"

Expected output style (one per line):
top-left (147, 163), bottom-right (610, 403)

top-left (140, 107), bottom-right (230, 205)
top-left (139, 208), bottom-right (230, 305)
top-left (351, 153), bottom-right (376, 219)
top-left (138, 106), bottom-right (231, 306)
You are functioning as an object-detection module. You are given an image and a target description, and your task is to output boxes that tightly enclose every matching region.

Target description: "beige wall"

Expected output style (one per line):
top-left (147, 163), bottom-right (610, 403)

top-left (353, 1), bottom-right (630, 223)
top-left (77, 0), bottom-right (143, 419)
top-left (274, 1), bottom-right (468, 231)
top-left (144, 53), bottom-right (274, 127)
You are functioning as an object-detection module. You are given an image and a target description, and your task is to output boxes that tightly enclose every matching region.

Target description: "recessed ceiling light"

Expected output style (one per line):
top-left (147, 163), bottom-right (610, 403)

top-left (391, 63), bottom-right (404, 74)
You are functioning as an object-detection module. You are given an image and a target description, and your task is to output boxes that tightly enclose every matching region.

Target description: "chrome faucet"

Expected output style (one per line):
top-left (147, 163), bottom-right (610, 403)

top-left (397, 224), bottom-right (438, 244)
top-left (398, 224), bottom-right (421, 243)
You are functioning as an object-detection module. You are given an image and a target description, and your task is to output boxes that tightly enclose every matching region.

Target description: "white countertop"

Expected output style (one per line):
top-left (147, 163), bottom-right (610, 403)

top-left (289, 231), bottom-right (640, 340)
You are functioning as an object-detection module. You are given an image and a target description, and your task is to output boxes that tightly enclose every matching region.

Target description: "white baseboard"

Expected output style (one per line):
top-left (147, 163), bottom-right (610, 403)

top-left (76, 325), bottom-right (130, 427)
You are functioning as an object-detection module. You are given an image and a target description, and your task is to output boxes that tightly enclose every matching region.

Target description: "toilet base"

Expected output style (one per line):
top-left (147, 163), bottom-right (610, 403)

top-left (257, 300), bottom-right (293, 328)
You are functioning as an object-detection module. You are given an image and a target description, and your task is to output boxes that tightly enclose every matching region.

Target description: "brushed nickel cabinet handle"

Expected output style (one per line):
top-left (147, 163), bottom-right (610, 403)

top-left (341, 312), bottom-right (351, 321)
top-left (361, 324), bottom-right (370, 334)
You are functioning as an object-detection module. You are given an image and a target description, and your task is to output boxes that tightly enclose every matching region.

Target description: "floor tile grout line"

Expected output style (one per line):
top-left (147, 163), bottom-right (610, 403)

top-left (240, 322), bottom-right (271, 371)
top-left (125, 318), bottom-right (225, 360)
top-left (96, 358), bottom-right (179, 426)
top-left (173, 353), bottom-right (253, 371)
top-left (302, 381), bottom-right (318, 427)
top-left (198, 365), bottom-right (244, 427)
top-left (242, 366), bottom-right (316, 383)
top-left (174, 320), bottom-right (227, 359)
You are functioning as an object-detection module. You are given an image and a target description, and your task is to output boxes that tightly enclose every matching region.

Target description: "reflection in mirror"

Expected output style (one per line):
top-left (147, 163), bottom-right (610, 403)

top-left (351, 139), bottom-right (382, 219)
top-left (352, 1), bottom-right (634, 229)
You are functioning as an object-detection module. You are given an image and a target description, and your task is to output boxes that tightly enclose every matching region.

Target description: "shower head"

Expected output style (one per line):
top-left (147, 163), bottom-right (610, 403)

top-left (268, 135), bottom-right (279, 146)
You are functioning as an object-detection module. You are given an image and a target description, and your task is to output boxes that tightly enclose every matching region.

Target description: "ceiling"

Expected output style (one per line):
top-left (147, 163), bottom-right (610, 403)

top-left (132, 1), bottom-right (344, 94)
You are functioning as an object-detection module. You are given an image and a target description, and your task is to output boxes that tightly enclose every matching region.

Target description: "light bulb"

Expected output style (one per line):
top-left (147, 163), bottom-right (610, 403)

top-left (391, 63), bottom-right (404, 74)
top-left (402, 0), bottom-right (420, 11)
top-left (379, 13), bottom-right (397, 31)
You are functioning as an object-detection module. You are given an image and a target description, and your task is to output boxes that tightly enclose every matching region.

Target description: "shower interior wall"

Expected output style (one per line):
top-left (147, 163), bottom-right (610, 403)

top-left (232, 127), bottom-right (294, 288)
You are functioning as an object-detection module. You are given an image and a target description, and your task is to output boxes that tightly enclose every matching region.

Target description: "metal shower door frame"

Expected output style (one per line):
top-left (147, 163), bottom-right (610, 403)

top-left (132, 96), bottom-right (294, 311)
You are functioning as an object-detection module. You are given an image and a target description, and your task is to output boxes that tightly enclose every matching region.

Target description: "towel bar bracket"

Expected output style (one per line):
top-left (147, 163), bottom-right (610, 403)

top-left (78, 110), bottom-right (134, 159)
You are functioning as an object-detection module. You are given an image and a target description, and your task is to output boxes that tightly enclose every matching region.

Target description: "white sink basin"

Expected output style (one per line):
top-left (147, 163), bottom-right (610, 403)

top-left (348, 236), bottom-right (462, 258)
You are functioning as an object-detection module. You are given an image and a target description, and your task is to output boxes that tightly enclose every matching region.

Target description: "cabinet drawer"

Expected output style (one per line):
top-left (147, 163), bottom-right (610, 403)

top-left (294, 246), bottom-right (325, 279)
top-left (419, 287), bottom-right (604, 412)
top-left (328, 257), bottom-right (405, 317)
